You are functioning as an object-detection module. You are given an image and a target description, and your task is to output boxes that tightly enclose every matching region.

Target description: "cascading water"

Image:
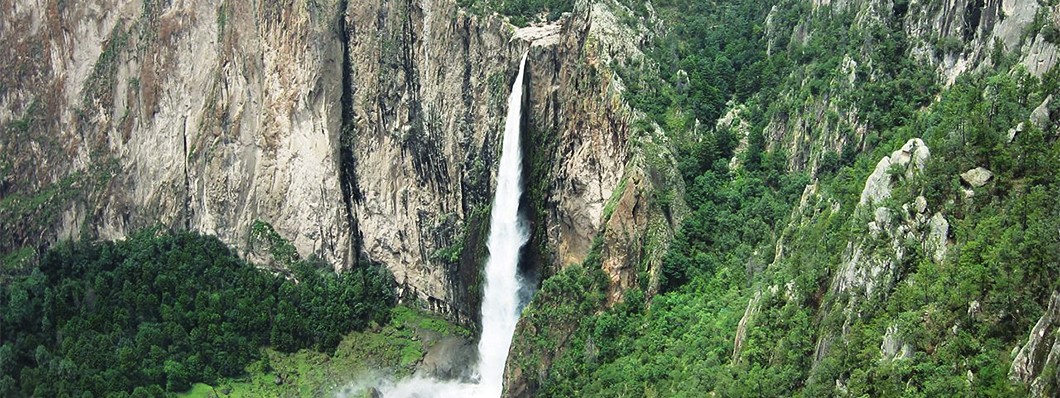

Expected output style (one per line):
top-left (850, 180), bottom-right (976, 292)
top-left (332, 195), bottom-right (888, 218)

top-left (475, 51), bottom-right (532, 397)
top-left (355, 53), bottom-right (531, 398)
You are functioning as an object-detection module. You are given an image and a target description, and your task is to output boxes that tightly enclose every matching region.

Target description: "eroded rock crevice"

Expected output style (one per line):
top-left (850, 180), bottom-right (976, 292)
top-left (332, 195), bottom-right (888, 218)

top-left (337, 0), bottom-right (363, 269)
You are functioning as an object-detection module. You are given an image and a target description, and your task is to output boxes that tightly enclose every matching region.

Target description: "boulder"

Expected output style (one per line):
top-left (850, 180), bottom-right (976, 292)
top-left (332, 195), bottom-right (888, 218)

top-left (927, 213), bottom-right (949, 263)
top-left (915, 196), bottom-right (928, 214)
top-left (419, 336), bottom-right (477, 380)
top-left (1031, 95), bottom-right (1052, 131)
top-left (960, 167), bottom-right (994, 188)
top-left (859, 138), bottom-right (930, 206)
top-left (1008, 122), bottom-right (1024, 143)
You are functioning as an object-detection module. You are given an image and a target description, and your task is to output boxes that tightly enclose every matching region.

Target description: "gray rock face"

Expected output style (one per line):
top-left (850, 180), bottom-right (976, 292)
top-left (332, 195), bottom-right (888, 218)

top-left (905, 0), bottom-right (1050, 83)
top-left (732, 291), bottom-right (763, 364)
top-left (858, 138), bottom-right (930, 207)
top-left (914, 195), bottom-right (928, 214)
top-left (1008, 122), bottom-right (1025, 143)
top-left (822, 138), bottom-right (952, 367)
top-left (961, 167), bottom-right (994, 188)
top-left (927, 212), bottom-right (950, 263)
top-left (0, 0), bottom-right (661, 326)
top-left (419, 336), bottom-right (477, 381)
top-left (341, 0), bottom-right (534, 321)
top-left (718, 104), bottom-right (751, 170)
top-left (880, 324), bottom-right (914, 362)
top-left (1031, 95), bottom-right (1053, 132)
top-left (2, 0), bottom-right (357, 266)
top-left (1022, 34), bottom-right (1059, 78)
top-left (1011, 292), bottom-right (1060, 397)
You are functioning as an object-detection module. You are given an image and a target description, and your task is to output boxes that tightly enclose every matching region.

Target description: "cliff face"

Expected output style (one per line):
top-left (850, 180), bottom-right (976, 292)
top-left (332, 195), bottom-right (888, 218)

top-left (502, 0), bottom-right (1058, 395)
top-left (11, 0), bottom-right (1055, 395)
top-left (502, 0), bottom-right (689, 394)
top-left (1, 0), bottom-right (355, 267)
top-left (1, 0), bottom-right (664, 328)
top-left (730, 0), bottom-right (1060, 395)
top-left (339, 0), bottom-right (535, 323)
top-left (340, 0), bottom-right (659, 323)
top-left (800, 0), bottom-right (1057, 82)
top-left (1012, 291), bottom-right (1060, 397)
top-left (761, 0), bottom-right (1059, 174)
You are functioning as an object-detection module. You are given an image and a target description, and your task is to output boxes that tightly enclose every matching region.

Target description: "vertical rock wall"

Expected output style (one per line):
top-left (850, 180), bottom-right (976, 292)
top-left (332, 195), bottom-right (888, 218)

top-left (0, 0), bottom-right (663, 328)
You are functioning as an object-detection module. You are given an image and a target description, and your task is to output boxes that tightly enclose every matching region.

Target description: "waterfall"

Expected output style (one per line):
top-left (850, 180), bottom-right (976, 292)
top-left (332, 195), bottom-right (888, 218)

top-left (356, 53), bottom-right (531, 398)
top-left (475, 51), bottom-right (531, 397)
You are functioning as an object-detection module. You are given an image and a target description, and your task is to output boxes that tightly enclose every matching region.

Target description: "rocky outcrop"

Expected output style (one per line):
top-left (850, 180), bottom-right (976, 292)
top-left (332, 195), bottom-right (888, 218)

top-left (880, 323), bottom-right (914, 362)
top-left (903, 0), bottom-right (1056, 83)
top-left (339, 0), bottom-right (541, 322)
top-left (858, 138), bottom-right (931, 206)
top-left (732, 290), bottom-right (763, 364)
top-left (718, 104), bottom-right (751, 170)
top-left (1031, 95), bottom-right (1053, 132)
top-left (502, 0), bottom-right (685, 394)
top-left (541, 0), bottom-right (654, 273)
top-left (0, 0), bottom-right (660, 329)
top-left (754, 0), bottom-right (1058, 176)
top-left (1011, 291), bottom-right (1060, 397)
top-left (597, 151), bottom-right (684, 302)
top-left (734, 2), bottom-right (1059, 391)
top-left (961, 166), bottom-right (994, 188)
top-left (816, 138), bottom-right (951, 367)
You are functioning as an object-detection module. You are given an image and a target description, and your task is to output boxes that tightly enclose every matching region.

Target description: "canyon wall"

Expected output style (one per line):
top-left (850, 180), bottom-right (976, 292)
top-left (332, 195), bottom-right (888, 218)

top-left (0, 0), bottom-right (665, 327)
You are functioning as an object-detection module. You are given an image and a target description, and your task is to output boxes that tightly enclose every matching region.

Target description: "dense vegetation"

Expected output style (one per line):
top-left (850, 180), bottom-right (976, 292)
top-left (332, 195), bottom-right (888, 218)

top-left (522, 0), bottom-right (1060, 396)
top-left (536, 67), bottom-right (1060, 396)
top-left (179, 305), bottom-right (471, 398)
top-left (456, 0), bottom-right (572, 26)
top-left (0, 230), bottom-right (394, 397)
top-left (3, 0), bottom-right (1059, 397)
top-left (623, 0), bottom-right (777, 130)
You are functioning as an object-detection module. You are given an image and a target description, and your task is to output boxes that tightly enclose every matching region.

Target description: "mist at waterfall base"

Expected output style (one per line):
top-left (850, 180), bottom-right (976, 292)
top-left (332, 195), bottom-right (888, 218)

top-left (338, 54), bottom-right (531, 398)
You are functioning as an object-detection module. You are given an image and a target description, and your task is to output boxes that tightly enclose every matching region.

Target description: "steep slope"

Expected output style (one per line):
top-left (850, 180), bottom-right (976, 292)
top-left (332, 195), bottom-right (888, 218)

top-left (0, 0), bottom-right (671, 330)
top-left (507, 0), bottom-right (1060, 396)
top-left (1, 0), bottom-right (360, 271)
top-left (6, 0), bottom-right (1059, 396)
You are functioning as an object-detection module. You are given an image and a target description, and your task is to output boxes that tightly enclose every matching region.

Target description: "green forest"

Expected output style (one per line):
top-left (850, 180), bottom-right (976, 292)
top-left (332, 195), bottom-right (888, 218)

top-left (2, 0), bottom-right (1059, 396)
top-left (512, 0), bottom-right (1060, 396)
top-left (456, 0), bottom-right (573, 25)
top-left (0, 230), bottom-right (394, 397)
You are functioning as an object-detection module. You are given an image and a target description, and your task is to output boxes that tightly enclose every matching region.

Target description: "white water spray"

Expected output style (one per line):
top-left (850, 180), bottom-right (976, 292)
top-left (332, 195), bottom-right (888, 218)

top-left (349, 53), bottom-right (531, 398)
top-left (475, 51), bottom-right (531, 397)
